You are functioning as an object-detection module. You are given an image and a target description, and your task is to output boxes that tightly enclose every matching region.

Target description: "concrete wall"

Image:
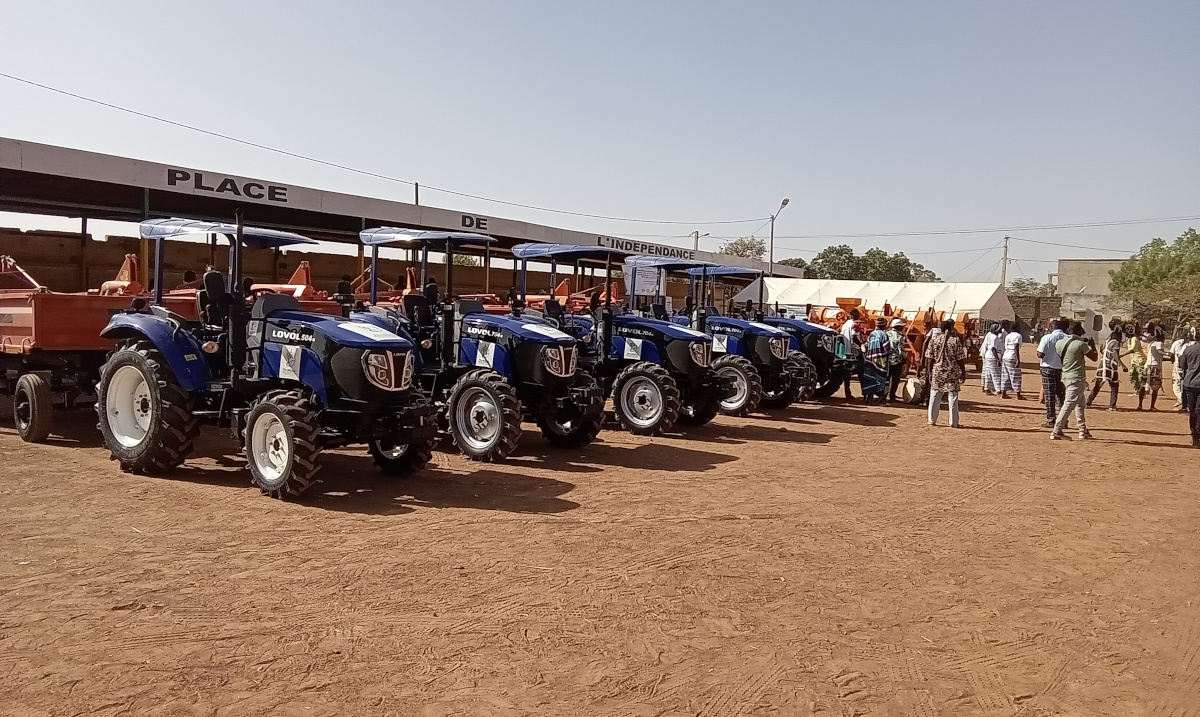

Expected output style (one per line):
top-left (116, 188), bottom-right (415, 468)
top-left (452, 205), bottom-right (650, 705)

top-left (1007, 294), bottom-right (1062, 324)
top-left (1056, 259), bottom-right (1126, 295)
top-left (0, 228), bottom-right (699, 302)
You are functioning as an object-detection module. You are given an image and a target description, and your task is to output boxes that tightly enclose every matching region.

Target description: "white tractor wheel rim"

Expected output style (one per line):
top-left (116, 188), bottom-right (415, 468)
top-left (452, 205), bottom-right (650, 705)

top-left (621, 376), bottom-right (664, 429)
top-left (251, 412), bottom-right (291, 484)
top-left (107, 365), bottom-right (154, 448)
top-left (719, 366), bottom-right (749, 411)
top-left (455, 387), bottom-right (501, 452)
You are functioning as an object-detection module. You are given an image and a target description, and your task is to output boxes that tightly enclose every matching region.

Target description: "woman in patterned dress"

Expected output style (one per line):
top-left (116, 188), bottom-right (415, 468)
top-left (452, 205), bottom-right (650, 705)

top-left (1087, 324), bottom-right (1127, 410)
top-left (926, 319), bottom-right (967, 427)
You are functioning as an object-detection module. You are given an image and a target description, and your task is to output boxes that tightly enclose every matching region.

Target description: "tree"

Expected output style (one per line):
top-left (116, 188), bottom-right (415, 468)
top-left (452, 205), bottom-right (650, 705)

top-left (451, 254), bottom-right (480, 266)
top-left (718, 236), bottom-right (766, 260)
top-left (1108, 228), bottom-right (1198, 293)
top-left (803, 245), bottom-right (940, 282)
top-left (778, 257), bottom-right (808, 271)
top-left (1111, 272), bottom-right (1200, 338)
top-left (1007, 278), bottom-right (1056, 296)
top-left (805, 245), bottom-right (865, 279)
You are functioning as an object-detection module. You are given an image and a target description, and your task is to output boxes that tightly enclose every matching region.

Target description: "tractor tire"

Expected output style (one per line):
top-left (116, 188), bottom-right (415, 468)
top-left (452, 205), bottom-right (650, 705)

top-left (677, 391), bottom-right (721, 427)
top-left (761, 351), bottom-right (818, 409)
top-left (790, 352), bottom-right (820, 402)
top-left (537, 373), bottom-right (603, 449)
top-left (712, 354), bottom-right (764, 416)
top-left (97, 341), bottom-right (199, 474)
top-left (812, 376), bottom-right (845, 399)
top-left (243, 389), bottom-right (322, 499)
top-left (13, 373), bottom-right (53, 443)
top-left (611, 362), bottom-right (680, 435)
top-left (369, 438), bottom-right (434, 476)
top-left (447, 369), bottom-right (523, 462)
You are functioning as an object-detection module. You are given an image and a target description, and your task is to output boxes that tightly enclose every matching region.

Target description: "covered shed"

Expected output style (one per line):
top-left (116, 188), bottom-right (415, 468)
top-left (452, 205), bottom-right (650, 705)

top-left (732, 278), bottom-right (1015, 321)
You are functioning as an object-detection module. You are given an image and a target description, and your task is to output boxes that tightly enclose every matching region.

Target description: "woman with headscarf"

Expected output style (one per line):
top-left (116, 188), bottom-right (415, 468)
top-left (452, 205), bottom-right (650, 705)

top-left (1138, 323), bottom-right (1166, 410)
top-left (927, 319), bottom-right (967, 427)
top-left (1087, 319), bottom-right (1127, 410)
top-left (999, 319), bottom-right (1024, 400)
top-left (981, 323), bottom-right (1004, 395)
top-left (860, 317), bottom-right (892, 404)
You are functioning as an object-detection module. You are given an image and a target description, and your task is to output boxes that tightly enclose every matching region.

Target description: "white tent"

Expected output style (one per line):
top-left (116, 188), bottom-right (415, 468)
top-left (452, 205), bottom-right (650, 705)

top-left (732, 278), bottom-right (1015, 320)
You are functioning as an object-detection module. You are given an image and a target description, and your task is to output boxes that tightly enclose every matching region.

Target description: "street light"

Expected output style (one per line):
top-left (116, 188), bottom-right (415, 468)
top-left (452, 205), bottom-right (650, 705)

top-left (692, 231), bottom-right (710, 251)
top-left (769, 197), bottom-right (790, 275)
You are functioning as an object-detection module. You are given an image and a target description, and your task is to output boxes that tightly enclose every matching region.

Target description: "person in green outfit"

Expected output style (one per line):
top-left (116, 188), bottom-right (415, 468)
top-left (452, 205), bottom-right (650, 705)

top-left (1052, 321), bottom-right (1099, 440)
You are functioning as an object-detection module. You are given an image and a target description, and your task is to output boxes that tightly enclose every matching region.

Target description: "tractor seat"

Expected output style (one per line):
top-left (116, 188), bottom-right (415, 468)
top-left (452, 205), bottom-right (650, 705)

top-left (251, 293), bottom-right (302, 320)
top-left (455, 299), bottom-right (486, 316)
top-left (402, 295), bottom-right (435, 328)
top-left (706, 305), bottom-right (723, 317)
top-left (651, 303), bottom-right (669, 320)
top-left (543, 299), bottom-right (565, 326)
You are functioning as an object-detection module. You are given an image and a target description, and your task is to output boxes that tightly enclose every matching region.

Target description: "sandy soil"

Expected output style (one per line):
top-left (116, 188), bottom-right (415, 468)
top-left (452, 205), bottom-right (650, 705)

top-left (2, 380), bottom-right (1199, 717)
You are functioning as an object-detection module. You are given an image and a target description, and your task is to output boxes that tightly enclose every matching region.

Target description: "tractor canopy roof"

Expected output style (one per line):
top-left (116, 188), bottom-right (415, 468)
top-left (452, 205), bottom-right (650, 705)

top-left (139, 218), bottom-right (316, 250)
top-left (511, 243), bottom-right (628, 263)
top-left (359, 227), bottom-right (496, 247)
top-left (624, 255), bottom-right (716, 274)
top-left (685, 265), bottom-right (762, 277)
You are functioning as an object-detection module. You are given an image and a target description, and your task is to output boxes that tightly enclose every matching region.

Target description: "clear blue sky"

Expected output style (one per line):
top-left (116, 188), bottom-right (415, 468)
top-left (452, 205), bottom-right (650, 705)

top-left (1, 1), bottom-right (1197, 281)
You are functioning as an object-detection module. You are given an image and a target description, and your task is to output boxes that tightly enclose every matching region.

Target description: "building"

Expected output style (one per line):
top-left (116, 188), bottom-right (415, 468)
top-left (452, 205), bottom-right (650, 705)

top-left (1054, 258), bottom-right (1128, 316)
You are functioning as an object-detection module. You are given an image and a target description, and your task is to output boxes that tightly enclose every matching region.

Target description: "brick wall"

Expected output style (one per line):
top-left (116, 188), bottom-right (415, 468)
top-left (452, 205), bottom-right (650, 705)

top-left (1008, 294), bottom-right (1062, 324)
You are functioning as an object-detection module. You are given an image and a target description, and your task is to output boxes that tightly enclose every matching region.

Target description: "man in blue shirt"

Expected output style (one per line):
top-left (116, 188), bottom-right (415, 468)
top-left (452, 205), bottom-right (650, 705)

top-left (1036, 317), bottom-right (1070, 427)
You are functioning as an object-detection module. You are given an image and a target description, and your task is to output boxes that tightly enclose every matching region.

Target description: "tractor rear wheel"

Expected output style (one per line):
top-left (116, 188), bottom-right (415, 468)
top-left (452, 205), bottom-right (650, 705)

top-left (677, 391), bottom-right (721, 426)
top-left (243, 390), bottom-right (322, 499)
top-left (13, 373), bottom-right (53, 443)
top-left (447, 369), bottom-right (523, 461)
top-left (369, 439), bottom-right (433, 476)
top-left (97, 341), bottom-right (199, 473)
top-left (611, 362), bottom-right (680, 435)
top-left (712, 354), bottom-right (763, 416)
top-left (538, 373), bottom-right (603, 448)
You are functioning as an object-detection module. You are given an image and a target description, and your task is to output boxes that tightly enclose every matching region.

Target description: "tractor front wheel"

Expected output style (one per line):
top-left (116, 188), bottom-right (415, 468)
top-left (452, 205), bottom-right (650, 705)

top-left (369, 439), bottom-right (434, 476)
top-left (243, 390), bottom-right (322, 499)
top-left (538, 373), bottom-right (603, 449)
top-left (97, 341), bottom-right (199, 473)
top-left (677, 391), bottom-right (721, 427)
top-left (611, 362), bottom-right (680, 435)
top-left (13, 373), bottom-right (53, 443)
top-left (712, 355), bottom-right (764, 416)
top-left (447, 369), bottom-right (523, 461)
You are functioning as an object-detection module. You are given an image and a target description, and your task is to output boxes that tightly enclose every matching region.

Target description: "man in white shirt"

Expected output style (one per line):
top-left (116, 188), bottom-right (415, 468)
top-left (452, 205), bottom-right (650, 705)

top-left (1036, 317), bottom-right (1069, 426)
top-left (840, 309), bottom-right (863, 399)
top-left (1168, 334), bottom-right (1196, 410)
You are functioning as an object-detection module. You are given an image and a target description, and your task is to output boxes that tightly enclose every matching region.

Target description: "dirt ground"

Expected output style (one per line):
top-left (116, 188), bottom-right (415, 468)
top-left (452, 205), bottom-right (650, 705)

top-left (2, 378), bottom-right (1199, 717)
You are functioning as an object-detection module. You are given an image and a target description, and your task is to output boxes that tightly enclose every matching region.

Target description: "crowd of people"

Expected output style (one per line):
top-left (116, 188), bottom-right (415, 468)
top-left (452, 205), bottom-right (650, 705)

top-left (837, 311), bottom-right (1200, 445)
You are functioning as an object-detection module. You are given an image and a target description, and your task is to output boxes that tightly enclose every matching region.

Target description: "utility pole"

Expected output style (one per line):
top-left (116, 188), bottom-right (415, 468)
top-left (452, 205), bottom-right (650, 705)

top-left (1000, 236), bottom-right (1010, 285)
top-left (693, 230), bottom-right (700, 251)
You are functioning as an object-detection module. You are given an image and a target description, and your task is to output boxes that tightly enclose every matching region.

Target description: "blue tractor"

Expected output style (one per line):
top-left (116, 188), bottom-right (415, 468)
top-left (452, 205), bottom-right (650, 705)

top-left (624, 257), bottom-right (798, 416)
top-left (355, 228), bottom-right (604, 460)
top-left (508, 243), bottom-right (735, 434)
top-left (761, 315), bottom-right (854, 399)
top-left (94, 217), bottom-right (437, 499)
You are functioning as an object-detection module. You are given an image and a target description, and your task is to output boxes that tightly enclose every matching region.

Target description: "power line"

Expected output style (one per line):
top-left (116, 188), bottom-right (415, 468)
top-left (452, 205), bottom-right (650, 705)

top-left (945, 241), bottom-right (1004, 281)
top-left (0, 71), bottom-right (769, 227)
top-left (1007, 236), bottom-right (1135, 253)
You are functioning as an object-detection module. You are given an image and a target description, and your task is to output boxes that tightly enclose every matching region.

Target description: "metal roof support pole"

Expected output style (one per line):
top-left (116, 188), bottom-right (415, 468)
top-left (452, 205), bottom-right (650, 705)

top-left (369, 245), bottom-right (380, 305)
top-left (79, 217), bottom-right (88, 292)
top-left (520, 259), bottom-right (528, 301)
top-left (483, 243), bottom-right (491, 294)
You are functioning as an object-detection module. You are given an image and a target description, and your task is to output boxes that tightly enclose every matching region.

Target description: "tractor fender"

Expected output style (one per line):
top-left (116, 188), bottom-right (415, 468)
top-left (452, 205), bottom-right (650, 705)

top-left (100, 313), bottom-right (211, 392)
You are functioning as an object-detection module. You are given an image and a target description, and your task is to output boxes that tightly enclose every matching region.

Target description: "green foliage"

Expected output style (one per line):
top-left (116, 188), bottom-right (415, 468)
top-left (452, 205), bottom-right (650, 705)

top-left (451, 254), bottom-right (480, 266)
top-left (778, 257), bottom-right (808, 270)
top-left (803, 244), bottom-right (941, 282)
top-left (1007, 278), bottom-right (1056, 296)
top-left (718, 236), bottom-right (767, 260)
top-left (1109, 228), bottom-right (1199, 293)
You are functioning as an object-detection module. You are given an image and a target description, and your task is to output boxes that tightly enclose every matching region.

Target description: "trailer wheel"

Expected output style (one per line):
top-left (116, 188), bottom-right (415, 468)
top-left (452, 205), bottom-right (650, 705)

top-left (369, 439), bottom-right (433, 476)
top-left (243, 390), bottom-right (322, 499)
top-left (538, 373), bottom-right (603, 448)
top-left (447, 369), bottom-right (522, 462)
top-left (13, 373), bottom-right (53, 443)
top-left (677, 392), bottom-right (721, 427)
top-left (611, 362), bottom-right (680, 435)
top-left (712, 355), bottom-right (763, 416)
top-left (97, 341), bottom-right (199, 473)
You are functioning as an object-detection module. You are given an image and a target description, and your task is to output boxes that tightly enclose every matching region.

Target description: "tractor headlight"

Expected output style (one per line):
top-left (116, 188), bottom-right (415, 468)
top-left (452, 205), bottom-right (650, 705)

top-left (689, 340), bottom-right (709, 367)
top-left (819, 334), bottom-right (836, 354)
top-left (362, 350), bottom-right (404, 392)
top-left (399, 351), bottom-right (414, 390)
top-left (770, 337), bottom-right (788, 360)
top-left (542, 345), bottom-right (575, 377)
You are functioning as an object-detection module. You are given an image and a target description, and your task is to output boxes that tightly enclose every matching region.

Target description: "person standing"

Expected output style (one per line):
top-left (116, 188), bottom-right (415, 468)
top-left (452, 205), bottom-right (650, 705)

top-left (886, 318), bottom-right (908, 403)
top-left (999, 320), bottom-right (1024, 400)
top-left (1167, 329), bottom-right (1196, 411)
top-left (926, 319), bottom-right (967, 428)
top-left (840, 309), bottom-right (863, 400)
top-left (861, 318), bottom-right (892, 404)
top-left (1036, 318), bottom-right (1069, 427)
top-left (1177, 329), bottom-right (1200, 448)
top-left (1052, 321), bottom-right (1098, 440)
top-left (981, 324), bottom-right (1003, 395)
top-left (1087, 326), bottom-right (1128, 410)
top-left (1138, 325), bottom-right (1165, 411)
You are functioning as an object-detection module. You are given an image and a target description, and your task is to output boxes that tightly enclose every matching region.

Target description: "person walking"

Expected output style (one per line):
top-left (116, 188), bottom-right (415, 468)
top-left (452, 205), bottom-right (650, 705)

top-left (1087, 326), bottom-right (1128, 410)
top-left (1036, 318), bottom-right (1069, 427)
top-left (981, 323), bottom-right (1003, 395)
top-left (999, 320), bottom-right (1024, 400)
top-left (861, 318), bottom-right (892, 404)
top-left (1168, 329), bottom-right (1196, 411)
top-left (926, 319), bottom-right (967, 428)
top-left (1177, 328), bottom-right (1200, 448)
top-left (1052, 322), bottom-right (1098, 440)
top-left (1137, 325), bottom-right (1165, 411)
top-left (840, 309), bottom-right (863, 399)
top-left (886, 318), bottom-right (908, 403)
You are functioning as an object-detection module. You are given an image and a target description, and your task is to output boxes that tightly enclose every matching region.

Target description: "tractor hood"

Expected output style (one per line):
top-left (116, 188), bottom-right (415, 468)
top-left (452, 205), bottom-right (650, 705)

top-left (263, 310), bottom-right (414, 350)
top-left (707, 316), bottom-right (790, 338)
top-left (464, 313), bottom-right (576, 346)
top-left (614, 314), bottom-right (710, 342)
top-left (764, 317), bottom-right (839, 335)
